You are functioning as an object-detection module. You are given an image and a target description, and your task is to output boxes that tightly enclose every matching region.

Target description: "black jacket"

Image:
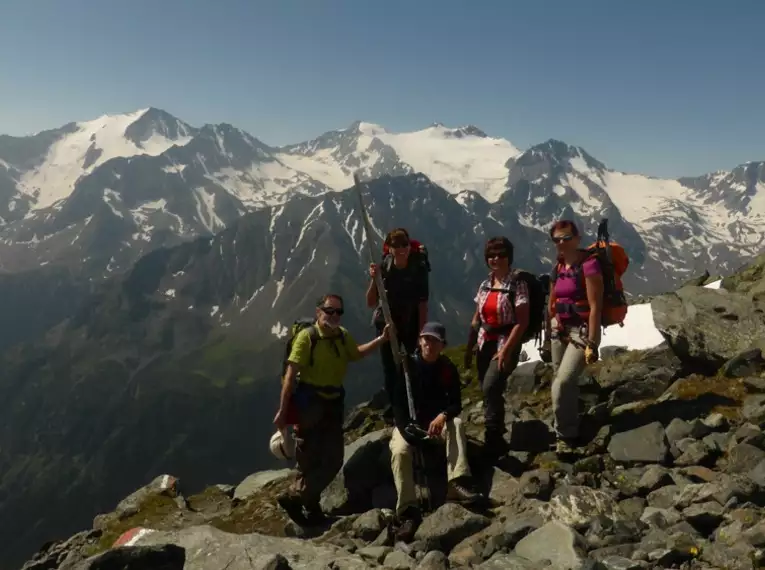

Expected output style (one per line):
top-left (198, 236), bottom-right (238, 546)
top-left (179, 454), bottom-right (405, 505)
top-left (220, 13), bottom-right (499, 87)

top-left (392, 352), bottom-right (462, 442)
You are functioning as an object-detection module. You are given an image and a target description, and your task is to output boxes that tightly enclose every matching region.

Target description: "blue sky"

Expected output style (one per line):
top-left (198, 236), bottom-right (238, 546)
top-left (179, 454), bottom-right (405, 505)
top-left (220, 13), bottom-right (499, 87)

top-left (1, 0), bottom-right (763, 178)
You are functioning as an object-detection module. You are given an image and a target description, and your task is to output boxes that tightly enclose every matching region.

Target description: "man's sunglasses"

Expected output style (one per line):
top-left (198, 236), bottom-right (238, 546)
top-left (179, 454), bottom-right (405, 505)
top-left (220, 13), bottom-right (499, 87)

top-left (321, 306), bottom-right (344, 316)
top-left (389, 241), bottom-right (410, 249)
top-left (552, 235), bottom-right (574, 243)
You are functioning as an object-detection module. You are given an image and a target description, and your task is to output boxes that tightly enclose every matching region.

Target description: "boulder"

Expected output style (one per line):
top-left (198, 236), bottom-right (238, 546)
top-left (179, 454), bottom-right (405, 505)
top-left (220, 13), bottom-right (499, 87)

top-left (105, 524), bottom-right (371, 570)
top-left (513, 521), bottom-right (588, 568)
top-left (651, 285), bottom-right (765, 373)
top-left (607, 422), bottom-right (669, 464)
top-left (413, 503), bottom-right (491, 553)
top-left (234, 470), bottom-right (293, 502)
top-left (321, 428), bottom-right (392, 515)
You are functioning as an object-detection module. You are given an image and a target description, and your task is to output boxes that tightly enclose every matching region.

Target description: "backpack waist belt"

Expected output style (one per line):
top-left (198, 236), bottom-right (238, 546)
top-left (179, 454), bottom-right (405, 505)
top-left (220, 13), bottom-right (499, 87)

top-left (297, 381), bottom-right (345, 397)
top-left (555, 301), bottom-right (589, 315)
top-left (479, 322), bottom-right (515, 335)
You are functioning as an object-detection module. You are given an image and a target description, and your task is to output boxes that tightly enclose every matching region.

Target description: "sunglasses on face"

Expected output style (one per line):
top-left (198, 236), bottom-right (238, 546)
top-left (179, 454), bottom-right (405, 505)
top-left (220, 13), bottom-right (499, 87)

top-left (486, 251), bottom-right (508, 260)
top-left (321, 306), bottom-right (344, 316)
top-left (552, 235), bottom-right (574, 244)
top-left (390, 241), bottom-right (410, 249)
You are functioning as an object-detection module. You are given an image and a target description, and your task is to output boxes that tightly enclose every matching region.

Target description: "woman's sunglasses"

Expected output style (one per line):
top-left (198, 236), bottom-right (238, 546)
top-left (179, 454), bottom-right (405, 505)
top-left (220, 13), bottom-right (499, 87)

top-left (321, 306), bottom-right (344, 316)
top-left (552, 235), bottom-right (574, 244)
top-left (486, 251), bottom-right (508, 260)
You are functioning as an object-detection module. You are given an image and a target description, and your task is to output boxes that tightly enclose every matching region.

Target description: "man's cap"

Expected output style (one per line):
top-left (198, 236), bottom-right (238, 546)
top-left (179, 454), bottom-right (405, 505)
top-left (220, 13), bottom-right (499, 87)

top-left (420, 321), bottom-right (447, 344)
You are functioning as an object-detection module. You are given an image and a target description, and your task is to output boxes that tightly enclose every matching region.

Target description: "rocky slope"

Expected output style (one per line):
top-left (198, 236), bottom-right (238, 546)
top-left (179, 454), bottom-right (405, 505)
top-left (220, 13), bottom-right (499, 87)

top-left (19, 255), bottom-right (765, 569)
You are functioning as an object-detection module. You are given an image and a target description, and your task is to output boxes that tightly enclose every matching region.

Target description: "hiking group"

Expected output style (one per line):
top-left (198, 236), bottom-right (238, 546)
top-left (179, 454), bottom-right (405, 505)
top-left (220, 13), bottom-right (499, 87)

top-left (271, 219), bottom-right (629, 541)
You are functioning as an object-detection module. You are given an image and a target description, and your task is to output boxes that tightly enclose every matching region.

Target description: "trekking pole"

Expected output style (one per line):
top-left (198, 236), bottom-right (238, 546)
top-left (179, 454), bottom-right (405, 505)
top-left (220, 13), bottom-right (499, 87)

top-left (353, 172), bottom-right (432, 512)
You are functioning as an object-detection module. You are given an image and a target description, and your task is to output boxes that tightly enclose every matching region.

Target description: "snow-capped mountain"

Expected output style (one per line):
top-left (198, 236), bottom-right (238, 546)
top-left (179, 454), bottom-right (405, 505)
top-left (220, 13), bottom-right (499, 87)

top-left (0, 107), bottom-right (762, 296)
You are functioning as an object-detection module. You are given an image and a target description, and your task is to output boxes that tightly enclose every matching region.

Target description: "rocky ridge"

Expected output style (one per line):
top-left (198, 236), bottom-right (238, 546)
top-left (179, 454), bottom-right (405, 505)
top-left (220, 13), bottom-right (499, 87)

top-left (19, 254), bottom-right (765, 570)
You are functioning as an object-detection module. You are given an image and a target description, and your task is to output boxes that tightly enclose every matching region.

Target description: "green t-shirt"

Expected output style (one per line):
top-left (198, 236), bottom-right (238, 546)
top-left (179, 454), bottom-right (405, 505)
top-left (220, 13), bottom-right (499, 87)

top-left (287, 325), bottom-right (362, 397)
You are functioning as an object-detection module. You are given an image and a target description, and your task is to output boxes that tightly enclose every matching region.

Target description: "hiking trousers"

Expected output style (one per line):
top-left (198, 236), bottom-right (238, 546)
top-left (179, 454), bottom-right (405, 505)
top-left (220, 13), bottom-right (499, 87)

top-left (292, 395), bottom-right (345, 508)
top-left (550, 318), bottom-right (588, 440)
top-left (476, 340), bottom-right (520, 438)
top-left (389, 417), bottom-right (471, 515)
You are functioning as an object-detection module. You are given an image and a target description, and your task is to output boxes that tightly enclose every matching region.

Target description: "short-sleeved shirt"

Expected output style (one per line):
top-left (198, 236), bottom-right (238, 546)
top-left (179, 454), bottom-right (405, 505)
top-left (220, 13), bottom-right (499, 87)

top-left (474, 271), bottom-right (529, 351)
top-left (554, 257), bottom-right (601, 324)
top-left (287, 325), bottom-right (362, 398)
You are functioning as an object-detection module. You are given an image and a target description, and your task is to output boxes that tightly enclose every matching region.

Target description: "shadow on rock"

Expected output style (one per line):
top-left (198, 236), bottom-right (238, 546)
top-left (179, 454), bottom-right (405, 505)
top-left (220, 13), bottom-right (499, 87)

top-left (82, 545), bottom-right (185, 570)
top-left (611, 392), bottom-right (739, 433)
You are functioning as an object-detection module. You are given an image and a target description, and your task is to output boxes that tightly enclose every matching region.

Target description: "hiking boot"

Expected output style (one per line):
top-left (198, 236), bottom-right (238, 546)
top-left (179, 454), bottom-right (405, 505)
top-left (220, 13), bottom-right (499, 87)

top-left (276, 493), bottom-right (308, 525)
top-left (394, 507), bottom-right (422, 543)
top-left (446, 477), bottom-right (481, 505)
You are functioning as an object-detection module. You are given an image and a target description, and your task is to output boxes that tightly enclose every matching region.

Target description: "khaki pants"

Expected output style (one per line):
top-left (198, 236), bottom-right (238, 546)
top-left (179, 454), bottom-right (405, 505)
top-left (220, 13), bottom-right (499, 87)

top-left (550, 317), bottom-right (588, 440)
top-left (389, 417), bottom-right (471, 514)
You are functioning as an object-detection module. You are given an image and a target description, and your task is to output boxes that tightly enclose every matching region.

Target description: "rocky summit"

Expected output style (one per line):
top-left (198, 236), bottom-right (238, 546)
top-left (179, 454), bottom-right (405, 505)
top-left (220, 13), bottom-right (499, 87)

top-left (18, 255), bottom-right (765, 569)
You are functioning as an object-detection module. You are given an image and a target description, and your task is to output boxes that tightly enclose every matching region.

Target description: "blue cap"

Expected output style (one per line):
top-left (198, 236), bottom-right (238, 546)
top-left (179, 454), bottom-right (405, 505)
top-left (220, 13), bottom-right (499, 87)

top-left (420, 321), bottom-right (447, 344)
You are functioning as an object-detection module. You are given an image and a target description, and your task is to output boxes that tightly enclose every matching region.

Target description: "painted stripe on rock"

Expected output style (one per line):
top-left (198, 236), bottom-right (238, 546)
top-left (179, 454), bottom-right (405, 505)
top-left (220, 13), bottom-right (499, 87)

top-left (113, 527), bottom-right (154, 547)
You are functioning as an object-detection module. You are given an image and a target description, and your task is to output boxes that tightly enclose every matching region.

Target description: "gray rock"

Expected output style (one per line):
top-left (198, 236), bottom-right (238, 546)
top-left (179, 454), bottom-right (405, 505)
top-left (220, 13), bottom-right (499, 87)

top-left (383, 550), bottom-right (416, 570)
top-left (597, 346), bottom-right (681, 391)
top-left (352, 509), bottom-right (388, 541)
top-left (415, 551), bottom-right (448, 570)
top-left (664, 418), bottom-right (693, 444)
top-left (674, 440), bottom-right (715, 466)
top-left (607, 367), bottom-right (674, 408)
top-left (703, 431), bottom-right (731, 453)
top-left (607, 422), bottom-right (669, 464)
top-left (233, 470), bottom-right (292, 502)
top-left (508, 361), bottom-right (545, 394)
top-left (682, 501), bottom-right (724, 533)
top-left (702, 412), bottom-right (729, 431)
top-left (744, 376), bottom-right (765, 392)
top-left (640, 507), bottom-right (682, 528)
top-left (588, 544), bottom-right (637, 562)
top-left (474, 553), bottom-right (541, 569)
top-left (543, 485), bottom-right (622, 530)
top-left (637, 466), bottom-right (673, 494)
top-left (733, 423), bottom-right (765, 445)
top-left (115, 524), bottom-right (372, 570)
top-left (321, 428), bottom-right (392, 514)
top-left (113, 474), bottom-right (180, 519)
top-left (70, 545), bottom-right (187, 570)
top-left (358, 545), bottom-right (394, 564)
top-left (486, 467), bottom-right (520, 505)
top-left (414, 503), bottom-right (491, 553)
top-left (517, 469), bottom-right (554, 501)
top-left (727, 443), bottom-right (765, 473)
top-left (599, 557), bottom-right (645, 570)
top-left (721, 348), bottom-right (765, 378)
top-left (742, 395), bottom-right (765, 424)
top-left (514, 521), bottom-right (587, 569)
top-left (646, 485), bottom-right (680, 509)
top-left (651, 285), bottom-right (765, 372)
top-left (700, 540), bottom-right (760, 569)
top-left (617, 497), bottom-right (646, 521)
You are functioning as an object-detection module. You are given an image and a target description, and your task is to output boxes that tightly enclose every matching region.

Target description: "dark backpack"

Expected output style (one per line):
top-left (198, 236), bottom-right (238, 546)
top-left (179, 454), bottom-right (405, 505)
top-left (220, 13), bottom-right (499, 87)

top-left (479, 270), bottom-right (547, 345)
top-left (281, 318), bottom-right (346, 378)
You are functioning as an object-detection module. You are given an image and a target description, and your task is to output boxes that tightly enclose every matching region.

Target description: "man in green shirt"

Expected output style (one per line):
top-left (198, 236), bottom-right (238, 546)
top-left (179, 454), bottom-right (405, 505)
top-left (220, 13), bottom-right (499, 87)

top-left (274, 293), bottom-right (389, 525)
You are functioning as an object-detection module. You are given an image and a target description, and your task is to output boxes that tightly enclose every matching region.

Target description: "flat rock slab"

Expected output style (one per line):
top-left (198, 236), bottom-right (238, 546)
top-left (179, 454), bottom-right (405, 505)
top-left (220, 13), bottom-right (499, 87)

top-left (607, 422), bottom-right (669, 464)
top-left (234, 469), bottom-right (293, 502)
top-left (111, 524), bottom-right (372, 570)
top-left (414, 503), bottom-right (491, 553)
top-left (514, 521), bottom-right (587, 569)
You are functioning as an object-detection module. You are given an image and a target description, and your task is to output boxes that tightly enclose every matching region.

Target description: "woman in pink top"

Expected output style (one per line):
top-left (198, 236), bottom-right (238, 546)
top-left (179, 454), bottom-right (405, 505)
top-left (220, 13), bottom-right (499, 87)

top-left (547, 220), bottom-right (604, 454)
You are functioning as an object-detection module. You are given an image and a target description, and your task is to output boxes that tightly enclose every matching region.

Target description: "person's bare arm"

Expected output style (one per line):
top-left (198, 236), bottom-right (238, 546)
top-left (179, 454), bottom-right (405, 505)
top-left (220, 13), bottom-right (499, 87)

top-left (358, 326), bottom-right (389, 357)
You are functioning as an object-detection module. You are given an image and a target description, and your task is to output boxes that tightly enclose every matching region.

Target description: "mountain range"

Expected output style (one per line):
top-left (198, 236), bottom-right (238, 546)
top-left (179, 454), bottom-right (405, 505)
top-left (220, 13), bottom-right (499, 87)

top-left (0, 108), bottom-right (763, 568)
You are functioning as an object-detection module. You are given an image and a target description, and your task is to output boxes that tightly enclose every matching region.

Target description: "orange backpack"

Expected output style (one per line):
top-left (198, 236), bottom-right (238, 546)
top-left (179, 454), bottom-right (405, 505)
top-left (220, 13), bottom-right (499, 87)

top-left (551, 220), bottom-right (629, 328)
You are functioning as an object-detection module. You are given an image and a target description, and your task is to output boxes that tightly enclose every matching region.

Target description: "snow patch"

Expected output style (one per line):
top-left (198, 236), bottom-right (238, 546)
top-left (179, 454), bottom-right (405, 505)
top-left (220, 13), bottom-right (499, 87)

top-left (164, 289), bottom-right (176, 298)
top-left (272, 322), bottom-right (289, 339)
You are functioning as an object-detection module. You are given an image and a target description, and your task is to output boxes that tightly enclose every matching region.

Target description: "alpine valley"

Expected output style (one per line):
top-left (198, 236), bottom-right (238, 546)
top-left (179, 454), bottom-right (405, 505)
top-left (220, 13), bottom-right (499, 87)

top-left (0, 108), bottom-right (763, 568)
